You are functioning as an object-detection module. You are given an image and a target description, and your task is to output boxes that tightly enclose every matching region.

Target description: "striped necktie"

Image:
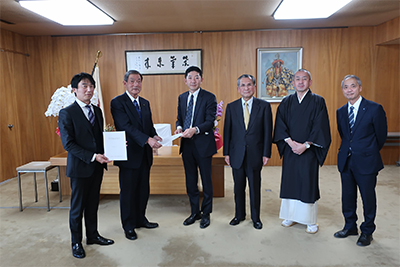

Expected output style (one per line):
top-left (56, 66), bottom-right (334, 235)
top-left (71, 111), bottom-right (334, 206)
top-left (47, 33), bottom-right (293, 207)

top-left (85, 105), bottom-right (95, 126)
top-left (183, 94), bottom-right (194, 130)
top-left (349, 106), bottom-right (354, 133)
top-left (134, 99), bottom-right (142, 119)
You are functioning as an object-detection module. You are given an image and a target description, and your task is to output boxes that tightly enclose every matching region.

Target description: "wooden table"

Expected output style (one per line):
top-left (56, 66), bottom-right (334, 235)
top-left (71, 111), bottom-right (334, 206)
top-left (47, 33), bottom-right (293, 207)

top-left (49, 146), bottom-right (225, 197)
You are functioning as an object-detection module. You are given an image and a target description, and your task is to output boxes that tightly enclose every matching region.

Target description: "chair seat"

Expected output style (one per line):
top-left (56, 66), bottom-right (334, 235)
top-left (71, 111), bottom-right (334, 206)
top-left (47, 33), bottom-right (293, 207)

top-left (16, 161), bottom-right (61, 212)
top-left (16, 161), bottom-right (52, 172)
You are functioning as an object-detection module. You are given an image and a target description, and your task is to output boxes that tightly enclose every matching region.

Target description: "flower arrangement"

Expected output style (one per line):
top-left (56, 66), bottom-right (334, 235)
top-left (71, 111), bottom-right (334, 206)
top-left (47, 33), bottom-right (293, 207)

top-left (45, 84), bottom-right (99, 136)
top-left (213, 100), bottom-right (224, 134)
top-left (45, 85), bottom-right (99, 117)
top-left (105, 124), bottom-right (116, 132)
top-left (214, 100), bottom-right (223, 150)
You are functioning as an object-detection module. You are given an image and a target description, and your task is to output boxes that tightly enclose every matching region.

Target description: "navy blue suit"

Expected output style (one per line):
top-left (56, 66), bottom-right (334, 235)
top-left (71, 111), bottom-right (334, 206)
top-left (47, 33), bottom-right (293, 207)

top-left (223, 98), bottom-right (272, 222)
top-left (337, 97), bottom-right (387, 235)
top-left (111, 93), bottom-right (158, 231)
top-left (176, 88), bottom-right (217, 215)
top-left (58, 101), bottom-right (107, 243)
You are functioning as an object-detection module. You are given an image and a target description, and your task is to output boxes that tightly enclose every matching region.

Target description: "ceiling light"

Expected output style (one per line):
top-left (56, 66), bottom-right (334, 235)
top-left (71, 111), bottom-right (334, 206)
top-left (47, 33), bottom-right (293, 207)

top-left (19, 0), bottom-right (114, 26)
top-left (273, 0), bottom-right (352, 20)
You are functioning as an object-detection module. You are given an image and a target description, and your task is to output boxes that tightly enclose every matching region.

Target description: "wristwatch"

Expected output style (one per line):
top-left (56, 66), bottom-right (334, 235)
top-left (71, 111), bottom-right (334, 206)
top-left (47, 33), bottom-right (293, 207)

top-left (304, 142), bottom-right (310, 149)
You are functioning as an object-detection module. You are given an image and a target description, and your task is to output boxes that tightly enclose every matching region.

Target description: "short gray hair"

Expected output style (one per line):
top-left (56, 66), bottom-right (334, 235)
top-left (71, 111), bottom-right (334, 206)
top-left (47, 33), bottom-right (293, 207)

top-left (124, 70), bottom-right (143, 82)
top-left (341, 75), bottom-right (362, 88)
top-left (237, 74), bottom-right (256, 87)
top-left (296, 69), bottom-right (312, 80)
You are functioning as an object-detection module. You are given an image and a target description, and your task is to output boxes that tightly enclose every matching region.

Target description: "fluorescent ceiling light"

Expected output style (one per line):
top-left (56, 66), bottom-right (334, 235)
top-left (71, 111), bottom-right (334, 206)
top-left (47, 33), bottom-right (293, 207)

top-left (19, 0), bottom-right (114, 26)
top-left (273, 0), bottom-right (352, 20)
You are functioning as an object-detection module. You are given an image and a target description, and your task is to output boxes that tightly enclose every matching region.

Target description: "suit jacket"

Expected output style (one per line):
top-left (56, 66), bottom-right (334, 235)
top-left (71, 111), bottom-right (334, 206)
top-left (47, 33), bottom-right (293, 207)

top-left (111, 93), bottom-right (157, 169)
top-left (223, 98), bottom-right (273, 170)
top-left (337, 97), bottom-right (387, 175)
top-left (176, 88), bottom-right (217, 157)
top-left (58, 101), bottom-right (106, 178)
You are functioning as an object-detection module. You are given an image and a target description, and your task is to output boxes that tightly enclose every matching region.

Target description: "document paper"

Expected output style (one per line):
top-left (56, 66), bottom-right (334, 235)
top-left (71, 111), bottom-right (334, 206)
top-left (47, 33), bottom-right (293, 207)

top-left (158, 133), bottom-right (182, 146)
top-left (103, 131), bottom-right (127, 161)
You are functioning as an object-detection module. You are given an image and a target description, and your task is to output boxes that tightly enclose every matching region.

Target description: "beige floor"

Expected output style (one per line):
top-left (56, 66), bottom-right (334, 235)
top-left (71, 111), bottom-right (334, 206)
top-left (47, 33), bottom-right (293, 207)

top-left (0, 165), bottom-right (399, 267)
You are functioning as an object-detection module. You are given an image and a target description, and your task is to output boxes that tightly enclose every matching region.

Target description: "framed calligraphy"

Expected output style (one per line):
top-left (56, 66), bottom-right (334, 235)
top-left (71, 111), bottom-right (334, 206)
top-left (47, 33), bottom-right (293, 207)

top-left (125, 49), bottom-right (202, 75)
top-left (257, 47), bottom-right (303, 102)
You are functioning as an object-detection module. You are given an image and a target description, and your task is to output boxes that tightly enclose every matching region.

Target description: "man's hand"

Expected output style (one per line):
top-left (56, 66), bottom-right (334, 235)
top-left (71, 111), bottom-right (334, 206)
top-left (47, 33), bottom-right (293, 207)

top-left (95, 154), bottom-right (111, 164)
top-left (174, 128), bottom-right (182, 135)
top-left (147, 137), bottom-right (162, 149)
top-left (153, 135), bottom-right (162, 142)
top-left (263, 157), bottom-right (270, 166)
top-left (225, 155), bottom-right (230, 166)
top-left (182, 127), bottom-right (196, 138)
top-left (291, 140), bottom-right (307, 155)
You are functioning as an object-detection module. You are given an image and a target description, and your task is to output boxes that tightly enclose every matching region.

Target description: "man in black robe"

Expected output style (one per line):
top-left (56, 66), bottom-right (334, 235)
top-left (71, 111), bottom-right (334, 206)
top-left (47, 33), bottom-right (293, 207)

top-left (273, 69), bottom-right (331, 234)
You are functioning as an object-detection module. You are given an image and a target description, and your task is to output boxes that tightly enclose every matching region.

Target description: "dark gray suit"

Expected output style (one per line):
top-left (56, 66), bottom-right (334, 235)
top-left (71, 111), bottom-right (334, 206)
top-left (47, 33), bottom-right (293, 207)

top-left (58, 101), bottom-right (106, 243)
top-left (111, 93), bottom-right (158, 231)
top-left (223, 97), bottom-right (272, 222)
top-left (337, 97), bottom-right (387, 235)
top-left (176, 88), bottom-right (217, 215)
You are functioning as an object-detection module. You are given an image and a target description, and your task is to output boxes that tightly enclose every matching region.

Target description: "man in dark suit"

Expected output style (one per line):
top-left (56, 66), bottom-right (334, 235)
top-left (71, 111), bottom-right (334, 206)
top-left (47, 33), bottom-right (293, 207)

top-left (174, 66), bottom-right (217, 229)
top-left (223, 74), bottom-right (272, 230)
top-left (58, 72), bottom-right (114, 259)
top-left (111, 70), bottom-right (162, 241)
top-left (334, 74), bottom-right (387, 246)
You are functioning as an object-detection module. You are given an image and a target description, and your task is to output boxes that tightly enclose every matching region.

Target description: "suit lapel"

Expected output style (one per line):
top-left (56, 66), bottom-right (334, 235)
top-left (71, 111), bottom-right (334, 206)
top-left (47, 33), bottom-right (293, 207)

top-left (93, 105), bottom-right (103, 130)
top-left (72, 101), bottom-right (94, 136)
top-left (341, 104), bottom-right (351, 136)
top-left (234, 100), bottom-right (246, 130)
top-left (193, 89), bottom-right (202, 123)
top-left (352, 98), bottom-right (367, 134)
top-left (123, 93), bottom-right (143, 126)
top-left (182, 91), bottom-right (189, 118)
top-left (247, 98), bottom-right (259, 130)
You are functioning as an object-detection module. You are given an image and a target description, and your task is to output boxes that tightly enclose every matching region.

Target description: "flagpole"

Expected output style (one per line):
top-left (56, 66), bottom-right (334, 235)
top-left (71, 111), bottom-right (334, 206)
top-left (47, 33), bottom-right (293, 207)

top-left (91, 51), bottom-right (106, 129)
top-left (91, 50), bottom-right (102, 75)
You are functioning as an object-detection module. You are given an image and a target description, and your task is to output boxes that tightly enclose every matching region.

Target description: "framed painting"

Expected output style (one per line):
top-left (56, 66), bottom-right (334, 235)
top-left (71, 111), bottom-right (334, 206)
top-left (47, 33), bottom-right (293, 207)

top-left (125, 49), bottom-right (202, 75)
top-left (257, 47), bottom-right (303, 102)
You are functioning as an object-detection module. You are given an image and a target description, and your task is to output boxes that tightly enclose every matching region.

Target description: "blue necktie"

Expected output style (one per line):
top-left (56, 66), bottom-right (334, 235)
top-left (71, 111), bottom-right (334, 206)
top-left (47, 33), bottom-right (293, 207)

top-left (85, 105), bottom-right (95, 126)
top-left (349, 106), bottom-right (354, 133)
top-left (134, 99), bottom-right (141, 119)
top-left (183, 94), bottom-right (194, 130)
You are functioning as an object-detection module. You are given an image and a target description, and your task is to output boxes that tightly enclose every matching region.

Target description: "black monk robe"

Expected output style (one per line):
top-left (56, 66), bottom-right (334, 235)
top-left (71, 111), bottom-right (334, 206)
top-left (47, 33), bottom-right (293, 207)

top-left (273, 91), bottom-right (331, 203)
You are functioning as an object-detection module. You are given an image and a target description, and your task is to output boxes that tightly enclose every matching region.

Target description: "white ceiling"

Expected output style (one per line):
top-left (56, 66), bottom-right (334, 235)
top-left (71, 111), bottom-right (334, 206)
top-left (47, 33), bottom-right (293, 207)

top-left (0, 0), bottom-right (399, 37)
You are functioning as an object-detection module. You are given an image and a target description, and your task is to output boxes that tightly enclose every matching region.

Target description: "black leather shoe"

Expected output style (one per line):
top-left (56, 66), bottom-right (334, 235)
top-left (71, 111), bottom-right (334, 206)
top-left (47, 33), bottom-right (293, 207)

top-left (183, 213), bottom-right (202, 226)
top-left (140, 221), bottom-right (159, 229)
top-left (253, 221), bottom-right (263, 230)
top-left (87, 235), bottom-right (114, 245)
top-left (125, 229), bottom-right (138, 240)
top-left (229, 217), bottom-right (245, 226)
top-left (357, 233), bottom-right (373, 246)
top-left (200, 214), bottom-right (210, 229)
top-left (334, 229), bottom-right (358, 238)
top-left (72, 242), bottom-right (85, 259)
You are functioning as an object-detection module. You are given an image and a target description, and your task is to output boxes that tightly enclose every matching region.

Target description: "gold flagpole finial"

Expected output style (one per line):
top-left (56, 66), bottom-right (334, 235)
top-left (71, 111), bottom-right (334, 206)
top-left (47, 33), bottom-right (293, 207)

top-left (95, 51), bottom-right (102, 64)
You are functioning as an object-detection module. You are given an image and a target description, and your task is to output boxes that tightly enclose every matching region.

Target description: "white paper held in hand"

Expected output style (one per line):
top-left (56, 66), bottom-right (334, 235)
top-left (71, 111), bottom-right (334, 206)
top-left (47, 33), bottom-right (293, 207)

top-left (103, 131), bottom-right (127, 161)
top-left (158, 133), bottom-right (183, 146)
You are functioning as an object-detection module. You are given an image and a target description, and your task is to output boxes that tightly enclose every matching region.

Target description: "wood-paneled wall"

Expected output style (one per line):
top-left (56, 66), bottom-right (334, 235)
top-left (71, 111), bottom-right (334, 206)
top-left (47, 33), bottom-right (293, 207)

top-left (1, 18), bottom-right (399, 182)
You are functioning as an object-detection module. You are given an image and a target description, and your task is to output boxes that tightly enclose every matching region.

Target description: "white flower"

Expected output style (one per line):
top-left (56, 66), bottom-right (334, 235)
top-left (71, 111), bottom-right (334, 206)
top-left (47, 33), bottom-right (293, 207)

top-left (45, 84), bottom-right (99, 117)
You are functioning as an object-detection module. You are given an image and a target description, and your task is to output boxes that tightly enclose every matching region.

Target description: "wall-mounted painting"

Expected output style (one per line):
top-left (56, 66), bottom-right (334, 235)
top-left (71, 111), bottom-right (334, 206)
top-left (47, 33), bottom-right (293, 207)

top-left (257, 47), bottom-right (303, 102)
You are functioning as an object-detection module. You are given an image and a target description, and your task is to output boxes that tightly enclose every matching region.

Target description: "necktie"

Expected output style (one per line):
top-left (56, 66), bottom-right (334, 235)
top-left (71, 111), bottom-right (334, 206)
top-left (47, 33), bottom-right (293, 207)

top-left (349, 106), bottom-right (354, 133)
top-left (183, 94), bottom-right (194, 130)
top-left (244, 102), bottom-right (250, 130)
top-left (86, 105), bottom-right (95, 126)
top-left (134, 99), bottom-right (142, 119)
